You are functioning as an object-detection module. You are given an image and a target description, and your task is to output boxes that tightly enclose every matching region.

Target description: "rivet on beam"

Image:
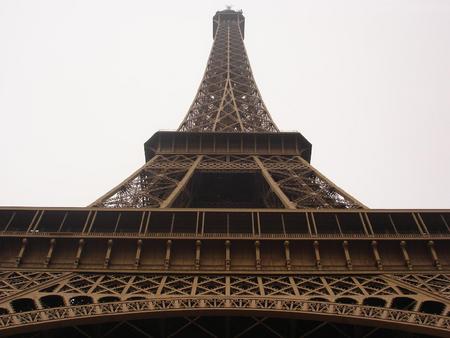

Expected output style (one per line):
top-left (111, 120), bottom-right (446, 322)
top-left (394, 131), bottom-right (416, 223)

top-left (371, 240), bottom-right (383, 270)
top-left (427, 240), bottom-right (441, 270)
top-left (104, 239), bottom-right (113, 268)
top-left (164, 240), bottom-right (172, 270)
top-left (74, 239), bottom-right (85, 268)
top-left (342, 241), bottom-right (352, 270)
top-left (16, 238), bottom-right (28, 267)
top-left (313, 241), bottom-right (321, 270)
top-left (225, 240), bottom-right (231, 271)
top-left (400, 241), bottom-right (413, 270)
top-left (284, 240), bottom-right (291, 271)
top-left (255, 241), bottom-right (261, 271)
top-left (195, 240), bottom-right (201, 270)
top-left (44, 239), bottom-right (56, 267)
top-left (135, 240), bottom-right (143, 267)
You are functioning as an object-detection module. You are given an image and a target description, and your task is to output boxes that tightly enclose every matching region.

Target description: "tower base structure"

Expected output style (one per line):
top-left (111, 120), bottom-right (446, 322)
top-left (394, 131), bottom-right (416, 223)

top-left (1, 8), bottom-right (449, 338)
top-left (0, 207), bottom-right (449, 337)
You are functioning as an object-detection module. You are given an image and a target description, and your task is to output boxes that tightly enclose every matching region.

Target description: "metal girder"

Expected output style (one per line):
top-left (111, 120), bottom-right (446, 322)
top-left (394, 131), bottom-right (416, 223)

top-left (0, 272), bottom-right (450, 336)
top-left (90, 155), bottom-right (364, 209)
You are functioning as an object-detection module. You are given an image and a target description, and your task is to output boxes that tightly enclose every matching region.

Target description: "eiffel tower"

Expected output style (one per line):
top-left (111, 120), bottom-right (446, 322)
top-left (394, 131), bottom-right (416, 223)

top-left (1, 8), bottom-right (449, 338)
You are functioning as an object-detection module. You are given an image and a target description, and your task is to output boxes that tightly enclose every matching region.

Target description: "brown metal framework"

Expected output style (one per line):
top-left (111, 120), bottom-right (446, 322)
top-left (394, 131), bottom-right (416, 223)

top-left (88, 9), bottom-right (364, 211)
top-left (1, 8), bottom-right (448, 338)
top-left (1, 208), bottom-right (450, 336)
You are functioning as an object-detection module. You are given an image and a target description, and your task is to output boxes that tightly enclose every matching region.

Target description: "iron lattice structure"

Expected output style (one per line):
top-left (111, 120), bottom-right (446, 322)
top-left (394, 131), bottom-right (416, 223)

top-left (178, 11), bottom-right (278, 132)
top-left (1, 8), bottom-right (449, 338)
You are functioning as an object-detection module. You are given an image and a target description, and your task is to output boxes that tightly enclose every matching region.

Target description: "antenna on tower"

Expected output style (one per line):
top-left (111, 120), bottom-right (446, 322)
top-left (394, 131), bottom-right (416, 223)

top-left (226, 4), bottom-right (233, 10)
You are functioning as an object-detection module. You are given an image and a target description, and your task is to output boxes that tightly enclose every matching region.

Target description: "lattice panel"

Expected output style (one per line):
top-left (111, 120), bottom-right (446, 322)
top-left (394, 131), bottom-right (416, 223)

top-left (92, 155), bottom-right (198, 208)
top-left (230, 276), bottom-right (260, 296)
top-left (92, 153), bottom-right (363, 209)
top-left (178, 14), bottom-right (278, 132)
top-left (0, 273), bottom-right (441, 306)
top-left (195, 276), bottom-right (227, 296)
top-left (0, 271), bottom-right (449, 336)
top-left (259, 156), bottom-right (364, 208)
top-left (198, 155), bottom-right (258, 170)
top-left (392, 274), bottom-right (450, 299)
top-left (0, 272), bottom-right (63, 300)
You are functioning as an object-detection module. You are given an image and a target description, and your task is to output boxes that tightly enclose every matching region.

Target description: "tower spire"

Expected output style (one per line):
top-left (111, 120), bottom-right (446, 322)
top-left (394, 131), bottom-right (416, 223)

top-left (178, 9), bottom-right (278, 132)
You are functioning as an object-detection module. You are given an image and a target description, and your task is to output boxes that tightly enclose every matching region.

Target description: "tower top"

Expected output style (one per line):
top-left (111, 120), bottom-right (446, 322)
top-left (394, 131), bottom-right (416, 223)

top-left (213, 8), bottom-right (245, 39)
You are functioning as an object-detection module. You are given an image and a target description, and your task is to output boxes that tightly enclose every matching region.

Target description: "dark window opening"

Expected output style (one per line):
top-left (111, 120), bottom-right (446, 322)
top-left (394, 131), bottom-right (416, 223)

top-left (391, 297), bottom-right (416, 310)
top-left (204, 212), bottom-right (227, 233)
top-left (283, 213), bottom-right (309, 234)
top-left (176, 171), bottom-right (280, 208)
top-left (363, 297), bottom-right (386, 307)
top-left (314, 213), bottom-right (341, 235)
top-left (229, 213), bottom-right (253, 233)
top-left (40, 295), bottom-right (65, 308)
top-left (116, 211), bottom-right (142, 233)
top-left (368, 213), bottom-right (396, 235)
top-left (419, 301), bottom-right (445, 315)
top-left (420, 213), bottom-right (449, 234)
top-left (148, 212), bottom-right (173, 233)
top-left (6, 211), bottom-right (35, 232)
top-left (443, 213), bottom-right (450, 228)
top-left (338, 213), bottom-right (365, 234)
top-left (0, 308), bottom-right (8, 315)
top-left (90, 211), bottom-right (120, 233)
top-left (260, 213), bottom-right (284, 234)
top-left (60, 211), bottom-right (88, 232)
top-left (11, 298), bottom-right (36, 312)
top-left (70, 296), bottom-right (93, 306)
top-left (36, 211), bottom-right (66, 232)
top-left (390, 213), bottom-right (420, 234)
top-left (0, 210), bottom-right (15, 231)
top-left (172, 212), bottom-right (197, 233)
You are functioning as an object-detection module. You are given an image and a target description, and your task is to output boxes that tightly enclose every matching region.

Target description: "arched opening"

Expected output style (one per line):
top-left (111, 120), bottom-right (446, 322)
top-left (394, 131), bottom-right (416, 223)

top-left (335, 297), bottom-right (357, 304)
top-left (40, 295), bottom-right (65, 308)
top-left (98, 296), bottom-right (121, 303)
top-left (363, 297), bottom-right (386, 307)
top-left (0, 307), bottom-right (8, 315)
top-left (419, 301), bottom-right (446, 315)
top-left (69, 296), bottom-right (93, 306)
top-left (11, 298), bottom-right (36, 312)
top-left (391, 297), bottom-right (416, 311)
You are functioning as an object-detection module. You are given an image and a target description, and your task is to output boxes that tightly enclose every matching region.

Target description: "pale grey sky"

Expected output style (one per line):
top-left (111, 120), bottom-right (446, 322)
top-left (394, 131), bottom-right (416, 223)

top-left (0, 0), bottom-right (449, 208)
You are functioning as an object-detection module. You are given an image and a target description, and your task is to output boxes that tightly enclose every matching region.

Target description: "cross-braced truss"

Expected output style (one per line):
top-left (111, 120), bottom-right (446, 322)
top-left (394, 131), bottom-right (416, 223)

top-left (178, 11), bottom-right (278, 132)
top-left (258, 156), bottom-right (363, 208)
top-left (0, 272), bottom-right (449, 336)
top-left (91, 155), bottom-right (199, 208)
top-left (92, 155), bottom-right (363, 208)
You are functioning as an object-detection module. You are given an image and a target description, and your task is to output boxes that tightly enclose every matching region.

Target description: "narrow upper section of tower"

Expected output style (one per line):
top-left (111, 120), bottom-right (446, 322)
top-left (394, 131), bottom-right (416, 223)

top-left (178, 9), bottom-right (278, 132)
top-left (213, 9), bottom-right (245, 39)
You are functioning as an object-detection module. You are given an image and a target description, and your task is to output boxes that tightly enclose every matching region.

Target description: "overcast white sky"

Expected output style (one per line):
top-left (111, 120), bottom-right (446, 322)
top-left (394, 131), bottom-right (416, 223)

top-left (1, 0), bottom-right (449, 208)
